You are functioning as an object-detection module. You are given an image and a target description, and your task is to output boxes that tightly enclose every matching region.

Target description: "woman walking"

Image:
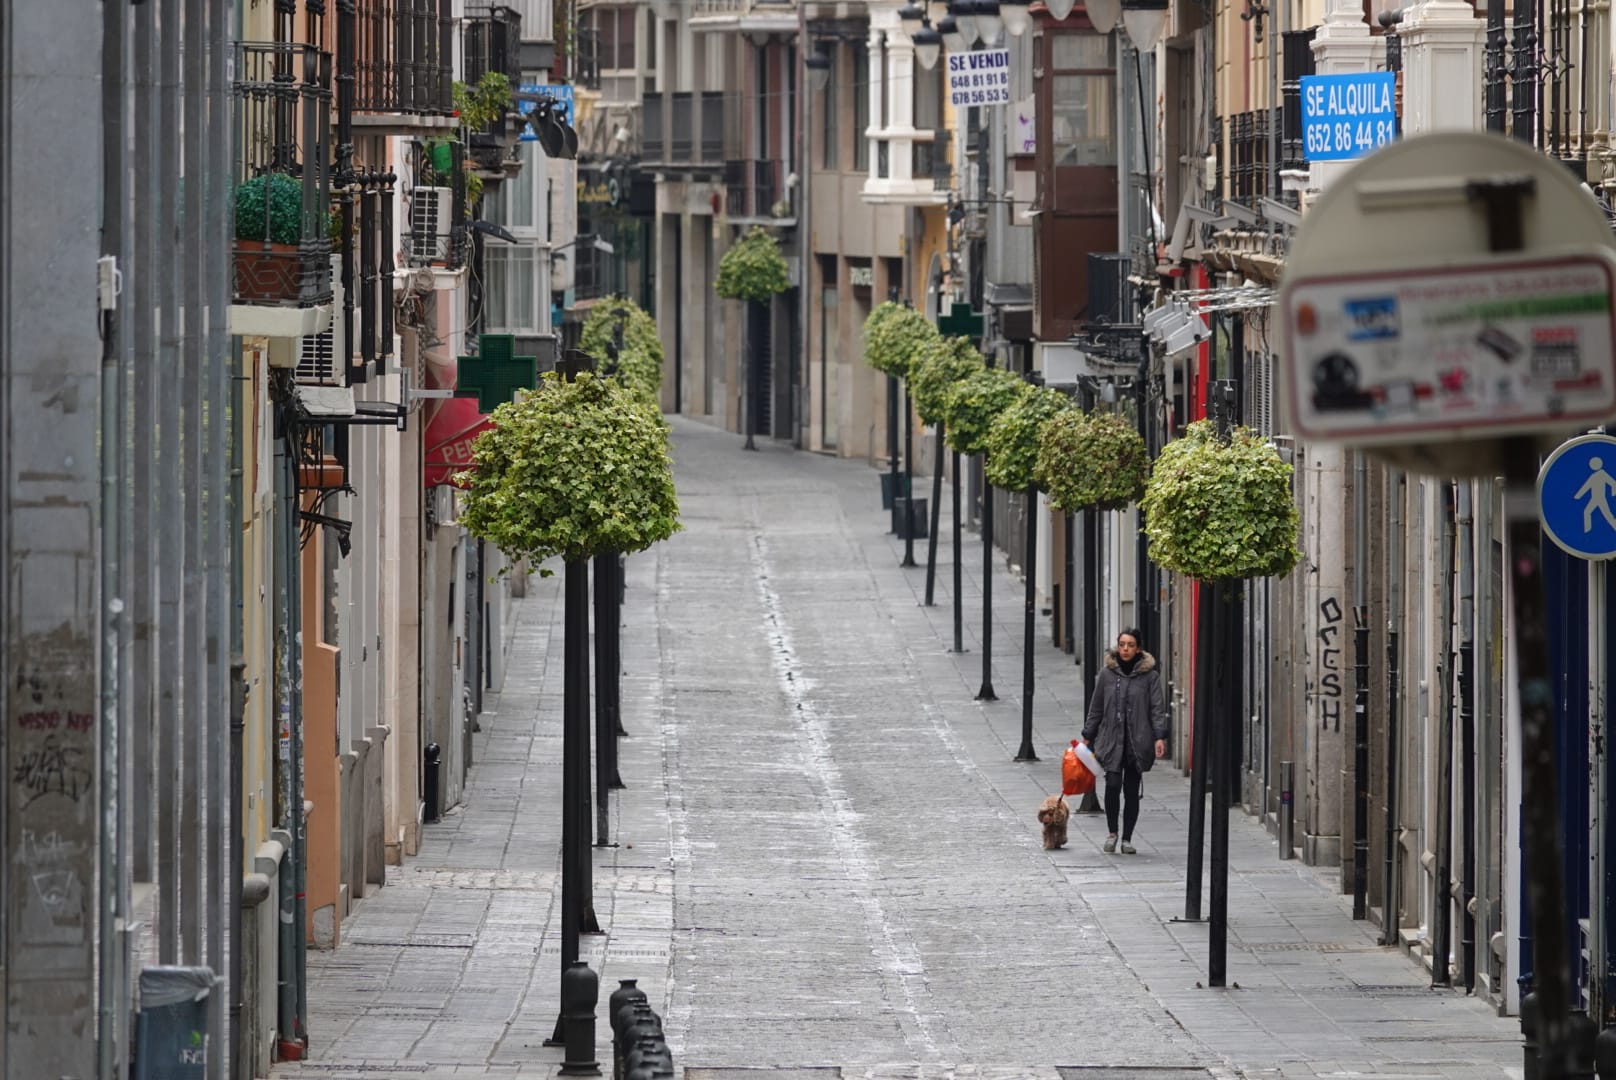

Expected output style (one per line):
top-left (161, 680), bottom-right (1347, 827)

top-left (1081, 629), bottom-right (1169, 854)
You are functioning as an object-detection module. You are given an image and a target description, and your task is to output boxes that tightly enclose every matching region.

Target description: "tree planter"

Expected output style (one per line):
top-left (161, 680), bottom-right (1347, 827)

top-left (234, 242), bottom-right (308, 304)
top-left (1035, 409), bottom-right (1150, 513)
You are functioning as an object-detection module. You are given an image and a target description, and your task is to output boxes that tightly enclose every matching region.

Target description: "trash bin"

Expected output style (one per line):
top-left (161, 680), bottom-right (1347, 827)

top-left (134, 965), bottom-right (217, 1080)
top-left (880, 472), bottom-right (910, 511)
top-left (892, 496), bottom-right (929, 540)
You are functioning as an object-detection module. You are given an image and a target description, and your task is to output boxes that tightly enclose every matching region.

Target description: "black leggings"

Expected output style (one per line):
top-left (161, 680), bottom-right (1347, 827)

top-left (1104, 765), bottom-right (1144, 840)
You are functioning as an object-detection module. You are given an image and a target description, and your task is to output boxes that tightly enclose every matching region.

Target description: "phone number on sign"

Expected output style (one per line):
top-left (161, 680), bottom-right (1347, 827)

top-left (1305, 118), bottom-right (1395, 155)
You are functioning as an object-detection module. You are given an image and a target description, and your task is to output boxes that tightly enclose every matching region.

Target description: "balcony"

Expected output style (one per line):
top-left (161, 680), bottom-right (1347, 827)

top-left (862, 129), bottom-right (951, 206)
top-left (725, 159), bottom-right (785, 220)
top-left (231, 42), bottom-right (335, 324)
top-left (403, 139), bottom-right (468, 271)
top-left (463, 6), bottom-right (525, 176)
top-left (642, 91), bottom-right (730, 171)
top-left (352, 0), bottom-right (456, 130)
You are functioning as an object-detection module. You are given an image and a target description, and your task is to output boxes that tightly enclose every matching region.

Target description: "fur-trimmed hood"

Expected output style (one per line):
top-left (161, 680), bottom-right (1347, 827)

top-left (1103, 649), bottom-right (1157, 675)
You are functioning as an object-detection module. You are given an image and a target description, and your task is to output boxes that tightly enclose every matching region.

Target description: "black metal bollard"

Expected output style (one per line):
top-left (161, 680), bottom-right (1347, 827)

top-left (1523, 990), bottom-right (1540, 1080)
top-left (608, 980), bottom-right (648, 1080)
top-left (423, 743), bottom-right (441, 824)
top-left (559, 960), bottom-right (600, 1076)
top-left (1568, 1013), bottom-right (1598, 1079)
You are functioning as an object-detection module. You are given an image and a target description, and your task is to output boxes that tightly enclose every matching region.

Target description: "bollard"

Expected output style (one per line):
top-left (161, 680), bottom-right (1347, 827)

top-left (1594, 1021), bottom-right (1616, 1079)
top-left (558, 961), bottom-right (601, 1076)
top-left (423, 743), bottom-right (441, 824)
top-left (1523, 990), bottom-right (1540, 1080)
top-left (1568, 1012), bottom-right (1598, 1080)
top-left (1278, 760), bottom-right (1295, 860)
top-left (608, 980), bottom-right (648, 1080)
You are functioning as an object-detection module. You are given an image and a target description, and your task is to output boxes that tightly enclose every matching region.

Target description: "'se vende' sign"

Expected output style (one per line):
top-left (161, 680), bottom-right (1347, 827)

top-left (947, 49), bottom-right (1011, 107)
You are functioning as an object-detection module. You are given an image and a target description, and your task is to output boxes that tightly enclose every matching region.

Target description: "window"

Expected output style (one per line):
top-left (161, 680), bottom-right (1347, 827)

top-left (822, 48), bottom-right (838, 170)
top-left (1050, 35), bottom-right (1116, 167)
top-left (583, 6), bottom-right (636, 71)
top-left (853, 43), bottom-right (870, 171)
top-left (484, 245), bottom-right (538, 332)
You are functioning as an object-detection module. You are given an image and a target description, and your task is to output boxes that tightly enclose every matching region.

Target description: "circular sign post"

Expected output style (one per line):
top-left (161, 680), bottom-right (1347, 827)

top-left (1538, 433), bottom-right (1616, 561)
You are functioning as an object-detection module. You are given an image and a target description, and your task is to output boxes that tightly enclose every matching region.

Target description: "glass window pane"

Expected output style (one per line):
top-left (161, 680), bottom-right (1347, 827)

top-left (853, 44), bottom-right (869, 170)
top-left (1051, 73), bottom-right (1116, 166)
top-left (485, 246), bottom-right (537, 332)
top-left (1052, 35), bottom-right (1111, 70)
top-left (617, 8), bottom-right (636, 69)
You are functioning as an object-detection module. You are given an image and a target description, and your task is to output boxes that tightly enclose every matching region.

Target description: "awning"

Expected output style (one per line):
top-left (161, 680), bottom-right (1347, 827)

top-left (422, 395), bottom-right (491, 488)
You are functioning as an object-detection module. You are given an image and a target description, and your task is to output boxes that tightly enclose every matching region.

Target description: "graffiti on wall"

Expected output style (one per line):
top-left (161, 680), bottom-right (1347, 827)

top-left (1318, 595), bottom-right (1345, 730)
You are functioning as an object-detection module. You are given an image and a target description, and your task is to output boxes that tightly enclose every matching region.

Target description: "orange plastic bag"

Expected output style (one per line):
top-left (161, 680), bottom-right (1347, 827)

top-left (1062, 740), bottom-right (1096, 797)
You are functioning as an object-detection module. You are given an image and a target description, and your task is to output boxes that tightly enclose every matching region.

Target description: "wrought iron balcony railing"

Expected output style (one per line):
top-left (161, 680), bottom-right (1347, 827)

top-left (354, 0), bottom-right (455, 121)
top-left (233, 42), bottom-right (335, 308)
top-left (463, 6), bottom-right (524, 172)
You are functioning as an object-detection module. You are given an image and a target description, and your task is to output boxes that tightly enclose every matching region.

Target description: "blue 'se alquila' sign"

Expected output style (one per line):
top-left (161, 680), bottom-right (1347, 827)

top-left (1300, 72), bottom-right (1397, 162)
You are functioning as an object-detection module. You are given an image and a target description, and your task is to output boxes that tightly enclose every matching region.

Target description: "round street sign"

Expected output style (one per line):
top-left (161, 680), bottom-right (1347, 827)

top-left (1278, 132), bottom-right (1616, 478)
top-left (1538, 433), bottom-right (1616, 560)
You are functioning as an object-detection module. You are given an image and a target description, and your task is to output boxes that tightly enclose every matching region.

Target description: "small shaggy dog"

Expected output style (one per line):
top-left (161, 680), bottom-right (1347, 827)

top-left (1037, 794), bottom-right (1070, 850)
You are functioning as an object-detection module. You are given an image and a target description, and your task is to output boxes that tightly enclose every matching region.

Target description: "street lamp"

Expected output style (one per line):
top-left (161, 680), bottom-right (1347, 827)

top-left (939, 12), bottom-right (966, 52)
top-left (1087, 0), bottom-right (1121, 30)
top-left (1045, 0), bottom-right (1077, 20)
top-left (913, 20), bottom-right (944, 69)
top-left (806, 47), bottom-right (831, 91)
top-left (899, 1), bottom-right (927, 35)
top-left (951, 0), bottom-right (979, 45)
top-left (1000, 0), bottom-right (1032, 36)
top-left (976, 0), bottom-right (1004, 45)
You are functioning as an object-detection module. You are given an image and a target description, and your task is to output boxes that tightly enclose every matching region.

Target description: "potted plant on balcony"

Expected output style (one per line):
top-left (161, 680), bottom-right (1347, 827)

top-left (455, 72), bottom-right (517, 177)
top-left (235, 171), bottom-right (319, 304)
top-left (714, 226), bottom-right (790, 449)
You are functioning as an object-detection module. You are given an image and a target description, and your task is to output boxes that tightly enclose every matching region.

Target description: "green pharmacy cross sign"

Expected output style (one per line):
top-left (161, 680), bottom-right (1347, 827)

top-left (456, 334), bottom-right (538, 413)
top-left (937, 302), bottom-right (986, 341)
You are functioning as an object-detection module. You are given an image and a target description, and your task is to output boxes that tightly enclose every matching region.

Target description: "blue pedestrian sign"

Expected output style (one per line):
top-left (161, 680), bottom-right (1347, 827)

top-left (1301, 72), bottom-right (1397, 162)
top-left (1538, 433), bottom-right (1616, 560)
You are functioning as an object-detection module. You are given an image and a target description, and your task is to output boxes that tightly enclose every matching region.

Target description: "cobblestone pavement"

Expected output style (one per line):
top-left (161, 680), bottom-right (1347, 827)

top-left (274, 418), bottom-right (1524, 1080)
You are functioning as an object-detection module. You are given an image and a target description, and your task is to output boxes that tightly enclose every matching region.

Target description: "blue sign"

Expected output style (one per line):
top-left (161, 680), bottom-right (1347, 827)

top-left (1538, 433), bottom-right (1616, 560)
top-left (518, 83), bottom-right (574, 142)
top-left (1301, 72), bottom-right (1396, 162)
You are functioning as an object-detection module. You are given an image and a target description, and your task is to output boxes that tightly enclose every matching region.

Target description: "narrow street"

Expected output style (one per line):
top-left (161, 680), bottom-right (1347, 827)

top-left (276, 418), bottom-right (1522, 1079)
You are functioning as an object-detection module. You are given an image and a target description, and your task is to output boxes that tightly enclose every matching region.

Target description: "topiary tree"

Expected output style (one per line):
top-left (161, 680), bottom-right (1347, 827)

top-left (235, 173), bottom-right (305, 245)
top-left (863, 302), bottom-right (939, 380)
top-left (1139, 419), bottom-right (1300, 581)
top-left (579, 295), bottom-right (664, 405)
top-left (456, 371), bottom-right (681, 570)
top-left (714, 226), bottom-right (790, 302)
top-left (1035, 409), bottom-right (1151, 512)
top-left (984, 386), bottom-right (1076, 494)
top-left (909, 336), bottom-right (985, 427)
top-left (942, 365), bottom-right (1031, 457)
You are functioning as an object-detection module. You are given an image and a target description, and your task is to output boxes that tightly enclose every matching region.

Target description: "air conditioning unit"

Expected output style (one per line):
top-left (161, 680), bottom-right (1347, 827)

top-left (407, 186), bottom-right (455, 265)
top-left (297, 261), bottom-right (347, 387)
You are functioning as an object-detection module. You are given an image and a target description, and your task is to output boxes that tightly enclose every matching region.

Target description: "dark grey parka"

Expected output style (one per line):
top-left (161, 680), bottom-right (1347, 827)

top-left (1081, 649), bottom-right (1169, 774)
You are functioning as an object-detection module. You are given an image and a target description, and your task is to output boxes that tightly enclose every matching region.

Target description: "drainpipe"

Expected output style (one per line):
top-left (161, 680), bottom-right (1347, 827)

top-left (1457, 480), bottom-right (1477, 992)
top-left (1383, 469), bottom-right (1404, 948)
top-left (1434, 481), bottom-right (1457, 985)
top-left (98, 0), bottom-right (128, 1073)
top-left (289, 436), bottom-right (309, 1049)
top-left (273, 419), bottom-right (298, 1052)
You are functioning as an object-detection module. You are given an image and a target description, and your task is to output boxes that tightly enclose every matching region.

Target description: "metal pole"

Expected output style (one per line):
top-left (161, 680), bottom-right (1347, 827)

top-left (902, 386), bottom-right (917, 566)
top-left (1509, 507), bottom-right (1576, 1079)
top-left (1208, 580), bottom-right (1230, 985)
top-left (925, 422), bottom-right (944, 605)
top-left (952, 449), bottom-right (965, 654)
top-left (1434, 484), bottom-right (1458, 986)
top-left (551, 556), bottom-right (590, 1044)
top-left (1279, 760), bottom-right (1296, 859)
top-left (1016, 491), bottom-right (1038, 761)
top-left (887, 373), bottom-right (900, 519)
top-left (1185, 580), bottom-right (1212, 919)
top-left (594, 552), bottom-right (614, 845)
top-left (272, 424), bottom-right (298, 1050)
top-left (744, 299), bottom-right (759, 451)
top-left (1064, 512), bottom-right (1075, 655)
top-left (287, 438), bottom-right (309, 1048)
top-left (1384, 470), bottom-right (1404, 947)
top-left (1458, 481), bottom-right (1478, 992)
top-left (1353, 452), bottom-right (1371, 918)
top-left (977, 472), bottom-right (998, 701)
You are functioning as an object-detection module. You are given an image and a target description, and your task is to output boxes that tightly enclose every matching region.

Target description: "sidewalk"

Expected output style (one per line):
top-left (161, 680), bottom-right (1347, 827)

top-left (274, 417), bottom-right (1523, 1080)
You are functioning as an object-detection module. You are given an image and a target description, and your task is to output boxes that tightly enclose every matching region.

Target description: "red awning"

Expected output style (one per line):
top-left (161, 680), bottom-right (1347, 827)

top-left (422, 395), bottom-right (492, 488)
